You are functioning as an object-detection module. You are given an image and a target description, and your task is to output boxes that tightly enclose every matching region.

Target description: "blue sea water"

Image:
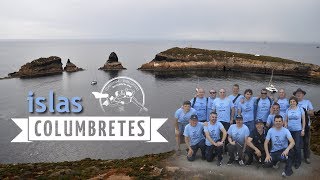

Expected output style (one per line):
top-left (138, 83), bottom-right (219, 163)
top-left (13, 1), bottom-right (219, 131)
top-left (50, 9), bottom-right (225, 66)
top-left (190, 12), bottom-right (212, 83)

top-left (0, 40), bottom-right (319, 163)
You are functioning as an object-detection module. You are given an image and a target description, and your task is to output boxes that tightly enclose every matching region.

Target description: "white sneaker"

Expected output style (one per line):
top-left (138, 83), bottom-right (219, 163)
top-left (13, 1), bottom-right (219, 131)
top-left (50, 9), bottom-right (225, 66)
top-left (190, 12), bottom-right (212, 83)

top-left (281, 172), bottom-right (287, 177)
top-left (239, 160), bottom-right (244, 166)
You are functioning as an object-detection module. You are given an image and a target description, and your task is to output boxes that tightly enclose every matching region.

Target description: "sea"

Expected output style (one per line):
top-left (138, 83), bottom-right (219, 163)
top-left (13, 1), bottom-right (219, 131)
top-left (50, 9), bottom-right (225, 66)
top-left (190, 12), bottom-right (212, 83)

top-left (0, 40), bottom-right (319, 163)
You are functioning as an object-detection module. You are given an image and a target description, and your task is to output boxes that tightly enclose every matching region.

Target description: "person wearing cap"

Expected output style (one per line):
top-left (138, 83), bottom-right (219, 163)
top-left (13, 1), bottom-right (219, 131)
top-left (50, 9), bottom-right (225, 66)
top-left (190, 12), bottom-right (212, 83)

top-left (294, 88), bottom-right (314, 164)
top-left (266, 103), bottom-right (286, 129)
top-left (244, 119), bottom-right (267, 166)
top-left (227, 115), bottom-right (250, 166)
top-left (174, 101), bottom-right (197, 151)
top-left (228, 84), bottom-right (244, 122)
top-left (275, 88), bottom-right (290, 114)
top-left (285, 96), bottom-right (305, 169)
top-left (206, 88), bottom-right (216, 121)
top-left (237, 89), bottom-right (257, 133)
top-left (184, 114), bottom-right (206, 161)
top-left (264, 115), bottom-right (295, 177)
top-left (204, 112), bottom-right (227, 166)
top-left (190, 88), bottom-right (208, 122)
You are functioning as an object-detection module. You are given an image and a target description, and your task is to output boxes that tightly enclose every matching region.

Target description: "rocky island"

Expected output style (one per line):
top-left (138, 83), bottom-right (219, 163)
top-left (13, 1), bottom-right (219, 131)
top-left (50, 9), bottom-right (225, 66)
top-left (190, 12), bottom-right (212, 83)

top-left (99, 52), bottom-right (126, 71)
top-left (139, 47), bottom-right (320, 79)
top-left (64, 59), bottom-right (84, 72)
top-left (7, 56), bottom-right (63, 78)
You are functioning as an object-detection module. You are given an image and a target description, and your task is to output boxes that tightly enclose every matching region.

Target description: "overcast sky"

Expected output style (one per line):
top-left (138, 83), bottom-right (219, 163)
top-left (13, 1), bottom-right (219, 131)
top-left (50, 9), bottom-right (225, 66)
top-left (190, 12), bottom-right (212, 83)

top-left (0, 0), bottom-right (319, 43)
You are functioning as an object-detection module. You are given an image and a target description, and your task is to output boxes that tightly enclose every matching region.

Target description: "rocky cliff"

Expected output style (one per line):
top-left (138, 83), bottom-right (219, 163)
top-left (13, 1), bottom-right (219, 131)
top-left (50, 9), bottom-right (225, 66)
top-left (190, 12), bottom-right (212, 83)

top-left (138, 47), bottom-right (320, 79)
top-left (8, 56), bottom-right (63, 78)
top-left (64, 59), bottom-right (84, 72)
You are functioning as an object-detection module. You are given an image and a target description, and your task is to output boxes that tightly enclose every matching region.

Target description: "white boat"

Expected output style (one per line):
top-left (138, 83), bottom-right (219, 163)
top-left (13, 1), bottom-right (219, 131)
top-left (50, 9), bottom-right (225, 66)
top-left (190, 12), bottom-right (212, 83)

top-left (91, 80), bottom-right (97, 85)
top-left (266, 69), bottom-right (278, 93)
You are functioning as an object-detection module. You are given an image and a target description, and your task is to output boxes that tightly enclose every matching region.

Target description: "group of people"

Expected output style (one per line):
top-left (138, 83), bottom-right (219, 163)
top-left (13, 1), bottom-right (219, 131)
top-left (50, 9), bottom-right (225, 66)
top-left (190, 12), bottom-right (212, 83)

top-left (174, 84), bottom-right (315, 177)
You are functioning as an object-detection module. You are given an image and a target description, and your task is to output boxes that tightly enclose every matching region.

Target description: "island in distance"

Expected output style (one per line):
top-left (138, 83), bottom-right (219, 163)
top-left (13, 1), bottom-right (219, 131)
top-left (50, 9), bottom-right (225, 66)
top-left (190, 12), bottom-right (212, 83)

top-left (138, 47), bottom-right (320, 79)
top-left (2, 56), bottom-right (83, 79)
top-left (99, 52), bottom-right (126, 71)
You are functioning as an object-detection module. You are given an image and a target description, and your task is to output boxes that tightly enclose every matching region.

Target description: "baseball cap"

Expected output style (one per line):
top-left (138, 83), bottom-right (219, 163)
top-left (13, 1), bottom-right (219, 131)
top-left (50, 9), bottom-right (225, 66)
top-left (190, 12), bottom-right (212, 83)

top-left (255, 119), bottom-right (264, 124)
top-left (236, 115), bottom-right (243, 120)
top-left (190, 114), bottom-right (198, 120)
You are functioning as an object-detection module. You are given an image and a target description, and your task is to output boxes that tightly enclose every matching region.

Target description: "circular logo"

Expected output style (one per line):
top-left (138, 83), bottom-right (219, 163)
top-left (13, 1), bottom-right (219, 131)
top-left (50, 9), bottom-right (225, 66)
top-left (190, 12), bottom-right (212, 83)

top-left (92, 76), bottom-right (148, 113)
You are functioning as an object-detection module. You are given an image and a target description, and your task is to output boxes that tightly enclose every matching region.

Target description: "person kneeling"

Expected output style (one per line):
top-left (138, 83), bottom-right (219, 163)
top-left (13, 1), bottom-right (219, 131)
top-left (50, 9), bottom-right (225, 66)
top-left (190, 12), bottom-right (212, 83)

top-left (184, 115), bottom-right (206, 161)
top-left (204, 112), bottom-right (227, 166)
top-left (245, 119), bottom-right (267, 166)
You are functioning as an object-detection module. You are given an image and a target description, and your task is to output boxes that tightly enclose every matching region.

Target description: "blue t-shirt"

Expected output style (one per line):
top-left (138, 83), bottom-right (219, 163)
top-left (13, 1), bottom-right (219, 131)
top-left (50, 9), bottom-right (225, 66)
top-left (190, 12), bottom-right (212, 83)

top-left (266, 112), bottom-right (286, 127)
top-left (204, 121), bottom-right (224, 146)
top-left (266, 127), bottom-right (292, 152)
top-left (228, 94), bottom-right (244, 120)
top-left (286, 107), bottom-right (303, 131)
top-left (277, 98), bottom-right (289, 114)
top-left (174, 107), bottom-right (197, 123)
top-left (190, 97), bottom-right (207, 121)
top-left (183, 122), bottom-right (205, 146)
top-left (298, 99), bottom-right (314, 126)
top-left (207, 97), bottom-right (215, 121)
top-left (238, 97), bottom-right (257, 123)
top-left (212, 97), bottom-right (234, 123)
top-left (256, 98), bottom-right (273, 122)
top-left (227, 124), bottom-right (250, 145)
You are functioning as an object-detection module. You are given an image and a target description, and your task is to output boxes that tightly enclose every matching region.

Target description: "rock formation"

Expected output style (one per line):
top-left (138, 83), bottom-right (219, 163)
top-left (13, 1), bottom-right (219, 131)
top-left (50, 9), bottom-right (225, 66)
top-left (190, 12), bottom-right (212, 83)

top-left (138, 47), bottom-right (320, 79)
top-left (7, 56), bottom-right (63, 78)
top-left (64, 59), bottom-right (84, 72)
top-left (99, 52), bottom-right (126, 70)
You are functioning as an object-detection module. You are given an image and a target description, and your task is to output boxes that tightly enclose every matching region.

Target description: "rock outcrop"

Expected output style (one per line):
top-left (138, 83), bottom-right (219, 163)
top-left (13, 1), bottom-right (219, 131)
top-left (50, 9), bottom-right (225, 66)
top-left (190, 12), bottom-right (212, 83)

top-left (138, 47), bottom-right (320, 79)
top-left (8, 56), bottom-right (63, 78)
top-left (64, 59), bottom-right (84, 72)
top-left (99, 52), bottom-right (126, 71)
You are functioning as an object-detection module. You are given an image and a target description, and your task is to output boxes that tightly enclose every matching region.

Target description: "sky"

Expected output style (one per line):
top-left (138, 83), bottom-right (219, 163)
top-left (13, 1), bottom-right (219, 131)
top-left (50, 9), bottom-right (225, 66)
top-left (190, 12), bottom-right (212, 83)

top-left (0, 0), bottom-right (319, 43)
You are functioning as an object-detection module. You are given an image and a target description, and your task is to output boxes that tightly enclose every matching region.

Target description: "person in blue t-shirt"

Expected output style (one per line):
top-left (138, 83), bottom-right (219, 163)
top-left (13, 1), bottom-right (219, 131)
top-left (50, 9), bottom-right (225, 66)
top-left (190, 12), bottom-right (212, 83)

top-left (285, 96), bottom-right (305, 169)
top-left (204, 112), bottom-right (227, 166)
top-left (212, 88), bottom-right (235, 131)
top-left (207, 88), bottom-right (216, 121)
top-left (276, 88), bottom-right (289, 114)
top-left (174, 101), bottom-right (197, 151)
top-left (237, 89), bottom-right (257, 133)
top-left (190, 88), bottom-right (208, 122)
top-left (228, 84), bottom-right (244, 122)
top-left (255, 89), bottom-right (273, 124)
top-left (264, 115), bottom-right (295, 177)
top-left (227, 115), bottom-right (250, 166)
top-left (294, 88), bottom-right (314, 164)
top-left (266, 103), bottom-right (286, 129)
top-left (184, 114), bottom-right (206, 161)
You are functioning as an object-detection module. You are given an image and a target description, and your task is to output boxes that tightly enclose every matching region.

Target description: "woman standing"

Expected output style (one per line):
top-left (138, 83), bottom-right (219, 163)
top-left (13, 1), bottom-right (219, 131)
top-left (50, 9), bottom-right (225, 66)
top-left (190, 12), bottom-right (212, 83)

top-left (285, 96), bottom-right (305, 169)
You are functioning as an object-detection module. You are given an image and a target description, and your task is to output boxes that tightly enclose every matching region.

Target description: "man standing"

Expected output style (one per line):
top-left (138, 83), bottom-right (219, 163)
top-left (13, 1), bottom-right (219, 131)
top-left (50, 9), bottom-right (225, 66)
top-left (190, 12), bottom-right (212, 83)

top-left (294, 88), bottom-right (314, 164)
top-left (228, 84), bottom-right (244, 122)
top-left (264, 115), bottom-right (295, 177)
top-left (174, 101), bottom-right (197, 151)
top-left (204, 112), bottom-right (227, 166)
top-left (190, 88), bottom-right (208, 122)
top-left (212, 88), bottom-right (235, 131)
top-left (245, 119), bottom-right (267, 166)
top-left (184, 115), bottom-right (206, 161)
top-left (255, 89), bottom-right (273, 125)
top-left (276, 88), bottom-right (289, 114)
top-left (207, 88), bottom-right (217, 121)
top-left (227, 115), bottom-right (250, 166)
top-left (266, 103), bottom-right (286, 129)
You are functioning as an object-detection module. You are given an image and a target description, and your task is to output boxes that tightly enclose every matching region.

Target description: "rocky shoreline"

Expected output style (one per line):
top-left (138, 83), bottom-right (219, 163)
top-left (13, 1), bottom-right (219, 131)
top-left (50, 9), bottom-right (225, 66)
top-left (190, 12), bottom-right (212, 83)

top-left (139, 47), bottom-right (320, 79)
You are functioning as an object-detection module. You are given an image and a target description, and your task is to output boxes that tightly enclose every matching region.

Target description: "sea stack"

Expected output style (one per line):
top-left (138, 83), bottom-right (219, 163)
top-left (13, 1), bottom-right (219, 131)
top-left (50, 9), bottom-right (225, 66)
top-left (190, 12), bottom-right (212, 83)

top-left (64, 59), bottom-right (84, 72)
top-left (99, 52), bottom-right (126, 70)
top-left (8, 56), bottom-right (63, 78)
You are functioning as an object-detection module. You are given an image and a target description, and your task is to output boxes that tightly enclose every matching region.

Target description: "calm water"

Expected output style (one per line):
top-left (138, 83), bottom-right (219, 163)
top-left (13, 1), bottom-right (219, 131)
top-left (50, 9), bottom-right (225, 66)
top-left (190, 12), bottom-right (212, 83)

top-left (0, 40), bottom-right (319, 163)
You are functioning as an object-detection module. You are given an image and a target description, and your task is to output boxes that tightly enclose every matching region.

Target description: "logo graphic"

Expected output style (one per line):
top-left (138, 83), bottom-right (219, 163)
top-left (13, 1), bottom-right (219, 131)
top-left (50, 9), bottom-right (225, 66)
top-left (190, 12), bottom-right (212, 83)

top-left (92, 76), bottom-right (148, 112)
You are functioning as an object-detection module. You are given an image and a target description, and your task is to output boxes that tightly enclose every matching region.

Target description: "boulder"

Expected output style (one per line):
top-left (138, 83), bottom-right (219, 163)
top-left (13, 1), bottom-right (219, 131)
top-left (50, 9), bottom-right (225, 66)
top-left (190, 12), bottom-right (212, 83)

top-left (99, 52), bottom-right (126, 70)
top-left (64, 59), bottom-right (84, 72)
top-left (7, 56), bottom-right (63, 78)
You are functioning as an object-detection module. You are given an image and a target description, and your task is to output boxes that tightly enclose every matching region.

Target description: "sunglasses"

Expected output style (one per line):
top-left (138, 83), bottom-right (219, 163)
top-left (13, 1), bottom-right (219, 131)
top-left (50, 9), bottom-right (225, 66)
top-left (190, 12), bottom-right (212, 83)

top-left (210, 92), bottom-right (216, 94)
top-left (219, 92), bottom-right (225, 93)
top-left (261, 93), bottom-right (267, 94)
